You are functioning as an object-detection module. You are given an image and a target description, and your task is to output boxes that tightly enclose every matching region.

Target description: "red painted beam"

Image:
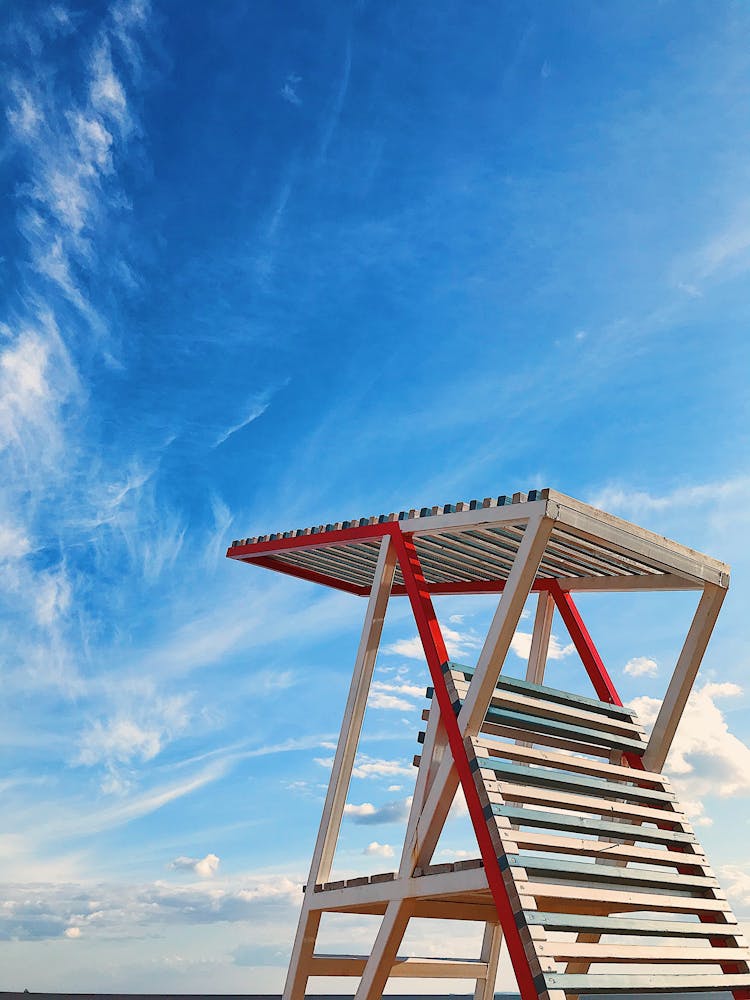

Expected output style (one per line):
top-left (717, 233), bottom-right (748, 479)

top-left (227, 522), bottom-right (394, 560)
top-left (391, 578), bottom-right (561, 597)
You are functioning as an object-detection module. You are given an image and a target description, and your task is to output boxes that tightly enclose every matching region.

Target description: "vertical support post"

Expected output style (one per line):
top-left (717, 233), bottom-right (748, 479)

top-left (474, 922), bottom-right (503, 1000)
top-left (643, 583), bottom-right (726, 773)
top-left (282, 536), bottom-right (397, 1000)
top-left (526, 591), bottom-right (555, 685)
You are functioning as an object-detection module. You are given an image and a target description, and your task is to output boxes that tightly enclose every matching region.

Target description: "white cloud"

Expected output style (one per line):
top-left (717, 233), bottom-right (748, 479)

top-left (680, 799), bottom-right (713, 828)
top-left (78, 759), bottom-right (232, 835)
top-left (344, 801), bottom-right (376, 818)
top-left (76, 692), bottom-right (191, 790)
top-left (89, 39), bottom-right (129, 126)
top-left (368, 676), bottom-right (426, 711)
top-left (371, 680), bottom-right (425, 698)
top-left (33, 567), bottom-right (72, 625)
top-left (6, 84), bottom-right (42, 136)
top-left (78, 717), bottom-right (162, 766)
top-left (383, 636), bottom-right (424, 660)
top-left (449, 785), bottom-right (469, 819)
top-left (368, 691), bottom-right (414, 711)
top-left (0, 871), bottom-right (301, 942)
top-left (510, 631), bottom-right (574, 661)
top-left (630, 683), bottom-right (750, 827)
top-left (383, 624), bottom-right (481, 663)
top-left (0, 522), bottom-right (32, 560)
top-left (352, 758), bottom-right (412, 779)
top-left (588, 476), bottom-right (750, 521)
top-left (344, 797), bottom-right (412, 825)
top-left (363, 841), bottom-right (393, 858)
top-left (313, 754), bottom-right (412, 780)
top-left (169, 853), bottom-right (220, 879)
top-left (255, 669), bottom-right (296, 695)
top-left (624, 655), bottom-right (658, 678)
top-left (720, 865), bottom-right (750, 912)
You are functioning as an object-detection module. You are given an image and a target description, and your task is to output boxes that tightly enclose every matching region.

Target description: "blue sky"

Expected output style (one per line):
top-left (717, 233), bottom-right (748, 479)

top-left (1, 0), bottom-right (750, 992)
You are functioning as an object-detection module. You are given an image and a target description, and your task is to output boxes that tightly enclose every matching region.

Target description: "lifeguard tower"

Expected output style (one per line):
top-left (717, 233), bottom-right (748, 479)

top-left (227, 489), bottom-right (750, 999)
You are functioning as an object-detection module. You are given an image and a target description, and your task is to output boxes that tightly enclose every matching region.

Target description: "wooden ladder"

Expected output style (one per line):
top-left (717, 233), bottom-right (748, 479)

top-left (441, 662), bottom-right (750, 998)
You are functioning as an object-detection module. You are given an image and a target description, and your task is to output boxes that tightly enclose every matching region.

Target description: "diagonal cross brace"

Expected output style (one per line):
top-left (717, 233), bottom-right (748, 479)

top-left (353, 513), bottom-right (556, 1000)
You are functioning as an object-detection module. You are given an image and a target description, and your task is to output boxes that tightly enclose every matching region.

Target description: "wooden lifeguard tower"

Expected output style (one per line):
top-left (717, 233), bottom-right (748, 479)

top-left (227, 489), bottom-right (750, 999)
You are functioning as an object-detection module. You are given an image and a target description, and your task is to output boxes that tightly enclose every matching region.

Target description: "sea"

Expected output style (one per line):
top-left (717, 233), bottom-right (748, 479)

top-left (0, 989), bottom-right (731, 998)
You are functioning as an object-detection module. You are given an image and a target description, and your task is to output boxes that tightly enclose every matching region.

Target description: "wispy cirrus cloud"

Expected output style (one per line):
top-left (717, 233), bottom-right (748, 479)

top-left (214, 398), bottom-right (270, 447)
top-left (588, 475), bottom-right (750, 520)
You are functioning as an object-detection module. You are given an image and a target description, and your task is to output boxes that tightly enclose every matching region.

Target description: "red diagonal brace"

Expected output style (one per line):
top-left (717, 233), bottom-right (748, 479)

top-left (548, 579), bottom-right (622, 706)
top-left (390, 529), bottom-right (540, 1000)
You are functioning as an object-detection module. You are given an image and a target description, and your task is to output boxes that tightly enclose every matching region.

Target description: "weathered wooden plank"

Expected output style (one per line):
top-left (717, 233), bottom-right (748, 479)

top-left (453, 678), bottom-right (646, 738)
top-left (474, 757), bottom-right (675, 805)
top-left (476, 704), bottom-right (646, 754)
top-left (470, 737), bottom-right (668, 787)
top-left (537, 971), bottom-right (750, 993)
top-left (447, 661), bottom-right (637, 720)
top-left (310, 954), bottom-right (488, 978)
top-left (521, 881), bottom-right (729, 914)
top-left (501, 853), bottom-right (716, 892)
top-left (490, 782), bottom-right (687, 826)
top-left (525, 910), bottom-right (741, 938)
top-left (494, 829), bottom-right (708, 871)
top-left (476, 719), bottom-right (618, 758)
top-left (549, 493), bottom-right (729, 586)
top-left (534, 940), bottom-right (750, 963)
top-left (491, 805), bottom-right (696, 846)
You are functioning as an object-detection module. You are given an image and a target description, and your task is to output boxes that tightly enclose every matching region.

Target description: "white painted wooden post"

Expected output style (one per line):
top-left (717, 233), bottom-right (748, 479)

top-left (474, 922), bottom-right (503, 1000)
top-left (527, 591), bottom-right (555, 685)
top-left (643, 583), bottom-right (726, 773)
top-left (282, 535), bottom-right (397, 1000)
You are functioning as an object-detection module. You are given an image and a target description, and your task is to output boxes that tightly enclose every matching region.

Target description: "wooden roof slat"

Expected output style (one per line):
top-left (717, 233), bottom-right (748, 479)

top-left (409, 538), bottom-right (500, 583)
top-left (477, 525), bottom-right (615, 579)
top-left (416, 533), bottom-right (515, 581)
top-left (500, 522), bottom-right (645, 578)
top-left (274, 550), bottom-right (372, 587)
top-left (466, 526), bottom-right (593, 580)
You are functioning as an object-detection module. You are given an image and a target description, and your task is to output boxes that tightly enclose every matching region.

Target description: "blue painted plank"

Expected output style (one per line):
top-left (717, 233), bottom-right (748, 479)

top-left (474, 757), bottom-right (673, 805)
top-left (523, 911), bottom-right (738, 938)
top-left (444, 660), bottom-right (636, 720)
top-left (501, 853), bottom-right (713, 891)
top-left (490, 804), bottom-right (695, 846)
top-left (479, 704), bottom-right (646, 754)
top-left (536, 972), bottom-right (750, 993)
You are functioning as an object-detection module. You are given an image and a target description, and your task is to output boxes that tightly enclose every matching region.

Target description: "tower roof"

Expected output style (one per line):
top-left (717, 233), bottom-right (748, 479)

top-left (226, 488), bottom-right (728, 596)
